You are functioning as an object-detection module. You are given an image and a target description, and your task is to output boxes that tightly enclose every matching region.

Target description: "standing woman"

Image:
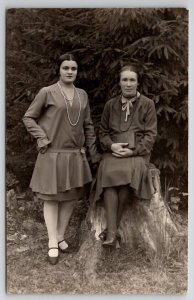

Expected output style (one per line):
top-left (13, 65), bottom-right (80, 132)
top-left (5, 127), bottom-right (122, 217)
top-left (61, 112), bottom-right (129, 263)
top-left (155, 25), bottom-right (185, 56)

top-left (94, 64), bottom-right (157, 247)
top-left (23, 53), bottom-right (100, 264)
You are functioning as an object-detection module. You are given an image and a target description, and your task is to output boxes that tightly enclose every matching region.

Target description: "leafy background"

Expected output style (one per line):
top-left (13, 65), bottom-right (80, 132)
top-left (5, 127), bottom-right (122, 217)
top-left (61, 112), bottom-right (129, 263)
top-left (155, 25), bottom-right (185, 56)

top-left (6, 8), bottom-right (188, 206)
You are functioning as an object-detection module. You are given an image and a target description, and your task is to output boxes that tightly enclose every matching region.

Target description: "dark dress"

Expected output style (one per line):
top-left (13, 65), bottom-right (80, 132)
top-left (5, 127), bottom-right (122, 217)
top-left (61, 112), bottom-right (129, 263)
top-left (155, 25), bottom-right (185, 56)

top-left (94, 93), bottom-right (157, 201)
top-left (23, 83), bottom-right (99, 201)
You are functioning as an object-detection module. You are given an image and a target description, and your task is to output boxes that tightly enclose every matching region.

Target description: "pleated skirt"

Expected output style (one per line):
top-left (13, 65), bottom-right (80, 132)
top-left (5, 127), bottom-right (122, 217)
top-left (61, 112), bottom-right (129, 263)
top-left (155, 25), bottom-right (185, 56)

top-left (30, 149), bottom-right (92, 201)
top-left (94, 153), bottom-right (153, 202)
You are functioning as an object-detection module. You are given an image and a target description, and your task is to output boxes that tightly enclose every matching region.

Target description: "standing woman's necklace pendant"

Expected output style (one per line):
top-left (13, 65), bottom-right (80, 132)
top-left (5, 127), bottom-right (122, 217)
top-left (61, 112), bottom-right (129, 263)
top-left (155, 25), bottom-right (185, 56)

top-left (57, 82), bottom-right (81, 127)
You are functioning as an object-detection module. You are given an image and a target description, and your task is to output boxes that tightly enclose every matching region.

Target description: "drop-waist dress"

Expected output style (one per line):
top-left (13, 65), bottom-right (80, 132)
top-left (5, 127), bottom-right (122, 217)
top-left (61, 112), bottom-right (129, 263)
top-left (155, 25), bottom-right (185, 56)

top-left (23, 83), bottom-right (99, 201)
top-left (94, 94), bottom-right (157, 201)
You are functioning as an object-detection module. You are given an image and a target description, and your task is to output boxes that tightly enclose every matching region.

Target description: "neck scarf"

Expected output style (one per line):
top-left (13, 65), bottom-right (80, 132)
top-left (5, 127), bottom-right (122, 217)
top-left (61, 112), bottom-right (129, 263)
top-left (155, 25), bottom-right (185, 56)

top-left (121, 91), bottom-right (140, 122)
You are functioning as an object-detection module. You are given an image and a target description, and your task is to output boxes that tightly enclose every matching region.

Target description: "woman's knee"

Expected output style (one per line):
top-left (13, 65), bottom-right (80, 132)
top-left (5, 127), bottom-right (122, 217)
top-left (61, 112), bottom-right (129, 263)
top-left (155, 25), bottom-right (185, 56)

top-left (59, 199), bottom-right (77, 209)
top-left (104, 187), bottom-right (118, 197)
top-left (118, 185), bottom-right (131, 202)
top-left (44, 200), bottom-right (58, 207)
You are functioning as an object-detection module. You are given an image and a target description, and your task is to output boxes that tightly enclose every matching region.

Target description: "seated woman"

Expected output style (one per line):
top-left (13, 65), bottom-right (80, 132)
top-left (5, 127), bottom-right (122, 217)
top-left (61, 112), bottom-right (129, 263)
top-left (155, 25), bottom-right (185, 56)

top-left (94, 64), bottom-right (157, 247)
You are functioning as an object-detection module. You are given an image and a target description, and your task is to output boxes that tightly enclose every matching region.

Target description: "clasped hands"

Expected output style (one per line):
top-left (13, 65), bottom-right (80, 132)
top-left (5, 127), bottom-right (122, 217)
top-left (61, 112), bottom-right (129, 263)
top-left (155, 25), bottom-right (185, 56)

top-left (111, 143), bottom-right (133, 158)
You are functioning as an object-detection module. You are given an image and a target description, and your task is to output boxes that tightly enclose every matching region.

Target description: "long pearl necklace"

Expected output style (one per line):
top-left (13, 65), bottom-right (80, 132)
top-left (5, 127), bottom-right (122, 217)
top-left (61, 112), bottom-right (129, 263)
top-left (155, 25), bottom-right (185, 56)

top-left (57, 82), bottom-right (81, 127)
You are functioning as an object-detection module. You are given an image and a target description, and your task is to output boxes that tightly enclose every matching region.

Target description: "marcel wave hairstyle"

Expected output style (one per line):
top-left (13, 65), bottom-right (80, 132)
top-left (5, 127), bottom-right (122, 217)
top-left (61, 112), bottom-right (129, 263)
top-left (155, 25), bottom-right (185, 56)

top-left (56, 53), bottom-right (78, 74)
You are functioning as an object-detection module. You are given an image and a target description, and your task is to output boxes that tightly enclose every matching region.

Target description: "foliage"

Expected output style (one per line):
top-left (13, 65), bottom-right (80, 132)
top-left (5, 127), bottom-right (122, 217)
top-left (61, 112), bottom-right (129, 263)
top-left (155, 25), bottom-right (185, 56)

top-left (166, 187), bottom-right (188, 211)
top-left (6, 8), bottom-right (188, 190)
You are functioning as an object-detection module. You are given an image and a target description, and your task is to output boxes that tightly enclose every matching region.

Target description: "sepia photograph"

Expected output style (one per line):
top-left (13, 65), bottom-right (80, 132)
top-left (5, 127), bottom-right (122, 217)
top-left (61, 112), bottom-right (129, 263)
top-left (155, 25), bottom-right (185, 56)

top-left (6, 7), bottom-right (188, 294)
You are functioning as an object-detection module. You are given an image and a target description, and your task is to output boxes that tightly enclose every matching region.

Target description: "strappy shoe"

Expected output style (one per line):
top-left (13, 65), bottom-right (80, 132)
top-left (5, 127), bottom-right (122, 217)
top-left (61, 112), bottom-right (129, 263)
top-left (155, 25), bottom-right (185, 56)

top-left (102, 231), bottom-right (117, 247)
top-left (99, 229), bottom-right (121, 245)
top-left (58, 239), bottom-right (69, 253)
top-left (99, 228), bottom-right (107, 241)
top-left (48, 247), bottom-right (59, 265)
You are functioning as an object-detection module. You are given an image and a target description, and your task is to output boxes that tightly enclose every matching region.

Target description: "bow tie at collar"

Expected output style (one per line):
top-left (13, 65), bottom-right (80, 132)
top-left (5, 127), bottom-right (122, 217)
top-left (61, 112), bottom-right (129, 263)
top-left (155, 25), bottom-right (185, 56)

top-left (121, 91), bottom-right (140, 122)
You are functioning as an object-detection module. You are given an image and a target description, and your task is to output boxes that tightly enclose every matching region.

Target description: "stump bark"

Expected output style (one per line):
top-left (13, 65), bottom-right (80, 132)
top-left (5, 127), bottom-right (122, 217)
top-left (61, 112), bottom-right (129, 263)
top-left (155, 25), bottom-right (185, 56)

top-left (77, 166), bottom-right (178, 281)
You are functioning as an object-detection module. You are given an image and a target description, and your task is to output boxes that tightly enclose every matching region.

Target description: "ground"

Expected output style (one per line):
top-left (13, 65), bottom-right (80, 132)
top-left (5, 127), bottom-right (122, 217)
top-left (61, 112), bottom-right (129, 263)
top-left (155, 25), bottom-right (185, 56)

top-left (6, 190), bottom-right (188, 295)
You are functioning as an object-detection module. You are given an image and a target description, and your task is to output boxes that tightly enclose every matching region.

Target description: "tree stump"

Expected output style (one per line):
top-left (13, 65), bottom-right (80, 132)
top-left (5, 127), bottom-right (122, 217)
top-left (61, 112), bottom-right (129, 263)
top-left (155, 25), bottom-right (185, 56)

top-left (77, 165), bottom-right (178, 282)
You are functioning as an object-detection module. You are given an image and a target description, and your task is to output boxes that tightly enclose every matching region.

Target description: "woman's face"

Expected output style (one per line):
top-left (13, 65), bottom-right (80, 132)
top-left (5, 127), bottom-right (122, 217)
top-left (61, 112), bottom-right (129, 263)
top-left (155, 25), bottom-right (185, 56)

top-left (120, 70), bottom-right (138, 98)
top-left (60, 60), bottom-right (78, 83)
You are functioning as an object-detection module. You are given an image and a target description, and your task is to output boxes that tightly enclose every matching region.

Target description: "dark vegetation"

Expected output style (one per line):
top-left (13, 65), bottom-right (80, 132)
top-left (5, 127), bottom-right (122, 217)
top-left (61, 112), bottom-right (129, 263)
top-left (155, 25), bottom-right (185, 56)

top-left (6, 8), bottom-right (188, 206)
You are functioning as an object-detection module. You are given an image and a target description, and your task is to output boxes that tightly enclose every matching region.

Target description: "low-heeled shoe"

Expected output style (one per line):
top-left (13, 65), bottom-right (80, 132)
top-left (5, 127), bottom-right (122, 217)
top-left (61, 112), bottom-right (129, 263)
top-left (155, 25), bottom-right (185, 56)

top-left (58, 239), bottom-right (69, 253)
top-left (48, 247), bottom-right (59, 265)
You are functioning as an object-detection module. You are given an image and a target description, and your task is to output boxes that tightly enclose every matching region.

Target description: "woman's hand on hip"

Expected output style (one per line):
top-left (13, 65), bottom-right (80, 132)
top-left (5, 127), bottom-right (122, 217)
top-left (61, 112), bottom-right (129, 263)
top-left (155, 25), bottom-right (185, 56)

top-left (37, 145), bottom-right (48, 154)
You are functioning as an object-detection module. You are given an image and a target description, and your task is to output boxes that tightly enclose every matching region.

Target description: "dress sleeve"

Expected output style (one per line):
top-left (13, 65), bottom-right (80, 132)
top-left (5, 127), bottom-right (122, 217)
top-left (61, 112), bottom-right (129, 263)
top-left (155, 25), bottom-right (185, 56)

top-left (133, 100), bottom-right (157, 156)
top-left (83, 94), bottom-right (101, 163)
top-left (22, 88), bottom-right (51, 148)
top-left (99, 101), bottom-right (114, 151)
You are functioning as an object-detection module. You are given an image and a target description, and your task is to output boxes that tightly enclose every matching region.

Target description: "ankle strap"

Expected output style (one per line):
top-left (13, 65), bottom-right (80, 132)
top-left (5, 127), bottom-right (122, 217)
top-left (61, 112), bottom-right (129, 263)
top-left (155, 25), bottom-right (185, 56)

top-left (58, 239), bottom-right (66, 245)
top-left (49, 247), bottom-right (58, 250)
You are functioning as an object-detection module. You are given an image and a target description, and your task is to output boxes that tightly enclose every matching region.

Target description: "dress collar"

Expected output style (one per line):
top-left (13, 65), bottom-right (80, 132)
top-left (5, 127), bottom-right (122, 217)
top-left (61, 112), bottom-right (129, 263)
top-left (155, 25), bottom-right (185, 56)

top-left (121, 91), bottom-right (140, 104)
top-left (121, 91), bottom-right (140, 122)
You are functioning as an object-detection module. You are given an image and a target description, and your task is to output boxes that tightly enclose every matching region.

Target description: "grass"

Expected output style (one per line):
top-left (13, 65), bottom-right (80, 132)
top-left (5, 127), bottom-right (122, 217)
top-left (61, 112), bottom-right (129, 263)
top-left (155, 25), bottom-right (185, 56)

top-left (6, 192), bottom-right (188, 295)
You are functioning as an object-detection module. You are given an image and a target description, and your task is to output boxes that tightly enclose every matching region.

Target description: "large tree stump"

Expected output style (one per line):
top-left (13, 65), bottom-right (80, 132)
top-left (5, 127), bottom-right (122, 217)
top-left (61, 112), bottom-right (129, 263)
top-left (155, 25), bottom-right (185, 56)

top-left (77, 165), bottom-right (178, 282)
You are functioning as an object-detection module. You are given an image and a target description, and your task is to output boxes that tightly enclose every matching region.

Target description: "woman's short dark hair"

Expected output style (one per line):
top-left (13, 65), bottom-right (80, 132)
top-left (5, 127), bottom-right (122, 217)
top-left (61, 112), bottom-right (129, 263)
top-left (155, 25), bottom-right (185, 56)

top-left (56, 53), bottom-right (78, 72)
top-left (58, 53), bottom-right (77, 65)
top-left (120, 64), bottom-right (140, 79)
top-left (55, 53), bottom-right (77, 75)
